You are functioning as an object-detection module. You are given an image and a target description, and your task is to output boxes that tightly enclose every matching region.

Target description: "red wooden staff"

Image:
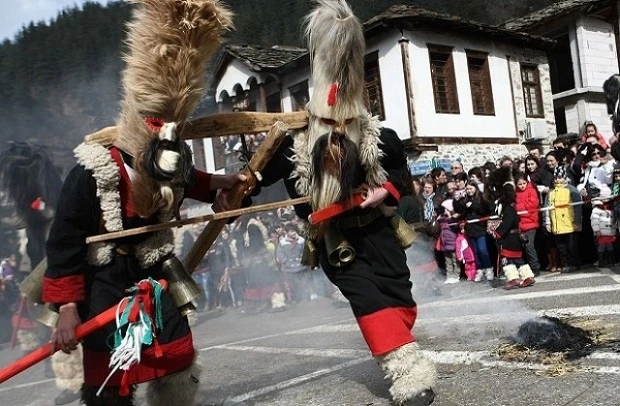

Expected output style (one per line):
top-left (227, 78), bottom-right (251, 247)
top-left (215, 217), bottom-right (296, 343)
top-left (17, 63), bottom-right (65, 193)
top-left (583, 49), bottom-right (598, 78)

top-left (0, 280), bottom-right (168, 384)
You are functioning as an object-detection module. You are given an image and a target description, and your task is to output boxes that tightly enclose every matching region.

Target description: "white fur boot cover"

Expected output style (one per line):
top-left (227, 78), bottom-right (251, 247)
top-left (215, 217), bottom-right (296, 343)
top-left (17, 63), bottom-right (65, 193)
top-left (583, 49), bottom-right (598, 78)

top-left (377, 342), bottom-right (437, 405)
top-left (518, 264), bottom-right (534, 280)
top-left (503, 264), bottom-right (519, 282)
top-left (146, 357), bottom-right (202, 406)
top-left (52, 345), bottom-right (84, 392)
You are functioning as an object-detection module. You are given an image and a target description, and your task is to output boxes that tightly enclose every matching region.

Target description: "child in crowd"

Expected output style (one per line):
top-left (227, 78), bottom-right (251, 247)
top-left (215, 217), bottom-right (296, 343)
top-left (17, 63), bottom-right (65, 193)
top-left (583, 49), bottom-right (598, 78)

top-left (515, 173), bottom-right (541, 274)
top-left (591, 185), bottom-right (615, 267)
top-left (437, 205), bottom-right (459, 284)
top-left (455, 223), bottom-right (476, 281)
top-left (491, 168), bottom-right (535, 289)
top-left (544, 166), bottom-right (582, 273)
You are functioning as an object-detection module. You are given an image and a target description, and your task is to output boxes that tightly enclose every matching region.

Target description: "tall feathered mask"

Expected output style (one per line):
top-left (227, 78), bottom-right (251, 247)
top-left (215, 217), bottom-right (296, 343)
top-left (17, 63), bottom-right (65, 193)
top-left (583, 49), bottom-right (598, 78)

top-left (87, 0), bottom-right (233, 219)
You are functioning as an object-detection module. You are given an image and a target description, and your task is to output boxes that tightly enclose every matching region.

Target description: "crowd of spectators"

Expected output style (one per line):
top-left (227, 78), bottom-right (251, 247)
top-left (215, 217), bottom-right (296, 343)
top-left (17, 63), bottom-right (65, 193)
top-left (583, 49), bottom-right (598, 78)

top-left (180, 207), bottom-right (335, 316)
top-left (398, 123), bottom-right (620, 292)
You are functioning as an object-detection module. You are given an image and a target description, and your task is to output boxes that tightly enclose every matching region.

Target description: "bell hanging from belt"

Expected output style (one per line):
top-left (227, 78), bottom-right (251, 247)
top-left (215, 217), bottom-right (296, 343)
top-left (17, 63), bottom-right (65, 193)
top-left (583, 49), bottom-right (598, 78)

top-left (301, 239), bottom-right (319, 269)
top-left (324, 225), bottom-right (356, 267)
top-left (34, 303), bottom-right (59, 328)
top-left (391, 214), bottom-right (417, 249)
top-left (161, 256), bottom-right (202, 316)
top-left (19, 257), bottom-right (47, 304)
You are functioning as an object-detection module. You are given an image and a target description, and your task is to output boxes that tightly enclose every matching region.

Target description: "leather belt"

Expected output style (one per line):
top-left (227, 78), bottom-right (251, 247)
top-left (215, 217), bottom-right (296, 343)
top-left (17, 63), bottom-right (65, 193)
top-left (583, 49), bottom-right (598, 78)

top-left (333, 209), bottom-right (383, 230)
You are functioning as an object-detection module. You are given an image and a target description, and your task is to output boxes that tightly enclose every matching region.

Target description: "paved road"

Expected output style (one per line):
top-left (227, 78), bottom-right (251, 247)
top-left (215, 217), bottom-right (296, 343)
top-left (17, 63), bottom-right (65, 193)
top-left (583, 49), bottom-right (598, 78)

top-left (1, 267), bottom-right (619, 405)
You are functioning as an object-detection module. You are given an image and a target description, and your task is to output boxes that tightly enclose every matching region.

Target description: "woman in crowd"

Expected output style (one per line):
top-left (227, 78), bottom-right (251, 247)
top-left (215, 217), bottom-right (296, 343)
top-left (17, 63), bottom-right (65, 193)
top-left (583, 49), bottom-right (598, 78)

top-left (468, 167), bottom-right (485, 192)
top-left (454, 181), bottom-right (493, 281)
top-left (515, 173), bottom-right (541, 274)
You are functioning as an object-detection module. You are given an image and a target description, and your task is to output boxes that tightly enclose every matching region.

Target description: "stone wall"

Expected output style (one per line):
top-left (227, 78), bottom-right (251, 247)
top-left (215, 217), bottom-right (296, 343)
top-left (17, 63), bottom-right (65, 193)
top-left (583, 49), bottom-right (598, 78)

top-left (409, 143), bottom-right (529, 175)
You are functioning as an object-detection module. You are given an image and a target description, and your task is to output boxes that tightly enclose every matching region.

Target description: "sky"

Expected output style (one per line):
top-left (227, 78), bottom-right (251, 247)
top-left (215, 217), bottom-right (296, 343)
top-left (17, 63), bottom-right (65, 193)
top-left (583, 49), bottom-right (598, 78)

top-left (0, 0), bottom-right (110, 42)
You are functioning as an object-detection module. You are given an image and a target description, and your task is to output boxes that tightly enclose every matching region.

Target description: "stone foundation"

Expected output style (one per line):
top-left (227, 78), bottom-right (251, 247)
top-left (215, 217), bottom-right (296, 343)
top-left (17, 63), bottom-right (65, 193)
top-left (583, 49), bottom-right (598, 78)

top-left (409, 143), bottom-right (529, 175)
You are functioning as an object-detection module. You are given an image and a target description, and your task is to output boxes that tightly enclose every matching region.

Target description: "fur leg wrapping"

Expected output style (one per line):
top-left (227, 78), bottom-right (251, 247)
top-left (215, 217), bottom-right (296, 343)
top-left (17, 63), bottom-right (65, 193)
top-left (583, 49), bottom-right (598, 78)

top-left (376, 342), bottom-right (437, 405)
top-left (503, 264), bottom-right (519, 282)
top-left (146, 359), bottom-right (202, 406)
top-left (271, 292), bottom-right (286, 309)
top-left (518, 264), bottom-right (534, 280)
top-left (52, 345), bottom-right (84, 392)
top-left (81, 384), bottom-right (135, 406)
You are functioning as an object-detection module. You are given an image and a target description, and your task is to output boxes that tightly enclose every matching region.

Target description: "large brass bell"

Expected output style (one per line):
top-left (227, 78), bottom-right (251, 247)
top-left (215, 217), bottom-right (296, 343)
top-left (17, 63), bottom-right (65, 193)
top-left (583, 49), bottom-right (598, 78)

top-left (324, 226), bottom-right (355, 267)
top-left (391, 214), bottom-right (417, 249)
top-left (301, 239), bottom-right (319, 269)
top-left (161, 256), bottom-right (201, 316)
top-left (19, 258), bottom-right (47, 304)
top-left (34, 303), bottom-right (59, 328)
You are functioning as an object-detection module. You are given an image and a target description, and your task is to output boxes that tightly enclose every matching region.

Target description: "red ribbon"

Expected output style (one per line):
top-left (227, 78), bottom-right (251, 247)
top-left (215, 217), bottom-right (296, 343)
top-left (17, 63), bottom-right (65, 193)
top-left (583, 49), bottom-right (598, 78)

top-left (327, 83), bottom-right (338, 107)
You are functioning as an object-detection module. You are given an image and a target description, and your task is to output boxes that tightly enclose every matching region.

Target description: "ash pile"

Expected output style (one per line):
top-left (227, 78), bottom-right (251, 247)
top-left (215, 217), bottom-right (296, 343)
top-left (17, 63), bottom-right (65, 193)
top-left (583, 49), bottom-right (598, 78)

top-left (513, 316), bottom-right (595, 360)
top-left (493, 316), bottom-right (618, 376)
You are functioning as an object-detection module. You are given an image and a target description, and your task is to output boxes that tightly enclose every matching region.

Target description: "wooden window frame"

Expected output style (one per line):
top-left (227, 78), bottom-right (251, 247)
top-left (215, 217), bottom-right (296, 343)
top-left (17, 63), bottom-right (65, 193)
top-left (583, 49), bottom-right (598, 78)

top-left (428, 44), bottom-right (460, 115)
top-left (364, 51), bottom-right (385, 120)
top-left (288, 81), bottom-right (309, 112)
top-left (466, 50), bottom-right (495, 116)
top-left (521, 64), bottom-right (544, 118)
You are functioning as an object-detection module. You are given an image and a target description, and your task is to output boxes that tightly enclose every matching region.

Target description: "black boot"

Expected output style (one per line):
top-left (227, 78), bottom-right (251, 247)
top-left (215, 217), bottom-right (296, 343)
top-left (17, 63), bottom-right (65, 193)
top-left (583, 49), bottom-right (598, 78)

top-left (402, 388), bottom-right (435, 406)
top-left (598, 252), bottom-right (607, 267)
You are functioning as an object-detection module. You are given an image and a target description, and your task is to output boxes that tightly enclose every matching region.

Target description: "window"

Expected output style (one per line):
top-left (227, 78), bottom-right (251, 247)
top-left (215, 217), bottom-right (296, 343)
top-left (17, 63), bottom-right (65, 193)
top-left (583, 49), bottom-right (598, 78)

top-left (364, 51), bottom-right (385, 120)
top-left (289, 81), bottom-right (309, 111)
top-left (466, 50), bottom-right (494, 116)
top-left (266, 92), bottom-right (282, 113)
top-left (428, 45), bottom-right (459, 114)
top-left (191, 139), bottom-right (206, 171)
top-left (521, 64), bottom-right (544, 118)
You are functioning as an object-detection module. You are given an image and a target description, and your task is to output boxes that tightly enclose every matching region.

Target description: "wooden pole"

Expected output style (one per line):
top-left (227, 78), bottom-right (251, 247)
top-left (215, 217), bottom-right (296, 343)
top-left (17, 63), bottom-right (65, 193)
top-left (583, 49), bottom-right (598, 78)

top-left (85, 196), bottom-right (311, 244)
top-left (0, 280), bottom-right (168, 384)
top-left (182, 111), bottom-right (307, 139)
top-left (183, 121), bottom-right (291, 273)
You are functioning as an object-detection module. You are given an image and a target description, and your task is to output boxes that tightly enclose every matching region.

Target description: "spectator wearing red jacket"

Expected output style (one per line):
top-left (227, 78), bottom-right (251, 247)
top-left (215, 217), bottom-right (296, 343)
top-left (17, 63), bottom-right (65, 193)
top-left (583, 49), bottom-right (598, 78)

top-left (516, 174), bottom-right (541, 272)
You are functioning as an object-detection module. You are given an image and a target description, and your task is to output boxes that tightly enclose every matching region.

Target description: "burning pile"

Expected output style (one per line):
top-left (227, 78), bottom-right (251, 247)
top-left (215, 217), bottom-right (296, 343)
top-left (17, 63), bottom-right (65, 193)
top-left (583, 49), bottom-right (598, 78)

top-left (492, 316), bottom-right (617, 377)
top-left (515, 316), bottom-right (594, 360)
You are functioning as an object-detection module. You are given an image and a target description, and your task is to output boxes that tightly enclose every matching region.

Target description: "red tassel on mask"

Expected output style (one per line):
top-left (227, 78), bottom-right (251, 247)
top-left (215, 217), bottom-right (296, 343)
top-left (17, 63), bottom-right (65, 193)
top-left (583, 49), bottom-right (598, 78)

top-left (327, 83), bottom-right (338, 107)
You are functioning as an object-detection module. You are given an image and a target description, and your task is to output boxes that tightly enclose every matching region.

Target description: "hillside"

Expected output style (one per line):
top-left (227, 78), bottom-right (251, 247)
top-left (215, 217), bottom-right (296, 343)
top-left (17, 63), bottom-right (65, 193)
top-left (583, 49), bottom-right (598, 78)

top-left (0, 0), bottom-right (555, 173)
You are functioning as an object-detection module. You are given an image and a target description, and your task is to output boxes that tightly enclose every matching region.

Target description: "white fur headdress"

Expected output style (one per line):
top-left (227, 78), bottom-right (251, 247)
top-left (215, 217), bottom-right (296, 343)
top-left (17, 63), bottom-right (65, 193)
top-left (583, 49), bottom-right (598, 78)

top-left (304, 0), bottom-right (366, 122)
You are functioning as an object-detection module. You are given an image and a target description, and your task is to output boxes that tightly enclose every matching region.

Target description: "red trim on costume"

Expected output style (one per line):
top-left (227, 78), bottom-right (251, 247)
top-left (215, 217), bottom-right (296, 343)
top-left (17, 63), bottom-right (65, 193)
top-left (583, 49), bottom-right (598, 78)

top-left (382, 181), bottom-right (401, 201)
top-left (243, 283), bottom-right (280, 301)
top-left (356, 306), bottom-right (417, 356)
top-left (500, 248), bottom-right (522, 259)
top-left (83, 333), bottom-right (195, 386)
top-left (185, 170), bottom-right (217, 203)
top-left (597, 235), bottom-right (616, 245)
top-left (109, 147), bottom-right (136, 217)
top-left (42, 275), bottom-right (85, 304)
top-left (308, 193), bottom-right (365, 225)
top-left (144, 117), bottom-right (164, 133)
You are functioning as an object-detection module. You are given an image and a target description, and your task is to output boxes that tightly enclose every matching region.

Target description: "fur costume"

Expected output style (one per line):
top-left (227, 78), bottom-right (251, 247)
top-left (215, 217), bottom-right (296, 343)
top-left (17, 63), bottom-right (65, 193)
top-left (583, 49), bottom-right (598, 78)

top-left (256, 1), bottom-right (436, 404)
top-left (42, 1), bottom-right (232, 405)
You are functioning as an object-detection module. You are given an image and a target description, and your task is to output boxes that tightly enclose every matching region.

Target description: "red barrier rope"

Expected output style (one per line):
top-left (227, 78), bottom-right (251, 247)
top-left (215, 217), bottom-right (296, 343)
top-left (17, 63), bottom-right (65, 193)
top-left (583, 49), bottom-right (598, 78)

top-left (448, 193), bottom-right (619, 226)
top-left (0, 279), bottom-right (168, 385)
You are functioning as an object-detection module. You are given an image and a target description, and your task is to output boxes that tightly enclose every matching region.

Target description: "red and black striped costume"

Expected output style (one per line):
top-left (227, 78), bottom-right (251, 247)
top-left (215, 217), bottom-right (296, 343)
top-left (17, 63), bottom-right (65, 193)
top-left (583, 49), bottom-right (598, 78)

top-left (260, 128), bottom-right (418, 357)
top-left (43, 146), bottom-right (215, 388)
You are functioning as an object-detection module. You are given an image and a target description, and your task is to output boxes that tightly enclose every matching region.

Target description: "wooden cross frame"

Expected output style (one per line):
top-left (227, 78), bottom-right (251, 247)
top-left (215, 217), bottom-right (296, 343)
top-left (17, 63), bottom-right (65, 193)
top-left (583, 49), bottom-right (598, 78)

top-left (85, 111), bottom-right (310, 274)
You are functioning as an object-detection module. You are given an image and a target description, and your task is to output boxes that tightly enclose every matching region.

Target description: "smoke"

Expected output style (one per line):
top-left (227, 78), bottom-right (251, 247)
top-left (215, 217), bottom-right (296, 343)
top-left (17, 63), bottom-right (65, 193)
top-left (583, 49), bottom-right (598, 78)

top-left (0, 55), bottom-right (123, 176)
top-left (406, 240), bottom-right (538, 342)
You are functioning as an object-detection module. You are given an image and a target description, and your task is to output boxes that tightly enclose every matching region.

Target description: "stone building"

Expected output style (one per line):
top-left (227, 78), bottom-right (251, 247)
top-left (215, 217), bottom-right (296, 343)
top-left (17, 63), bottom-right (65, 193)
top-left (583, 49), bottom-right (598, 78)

top-left (501, 0), bottom-right (620, 142)
top-left (208, 6), bottom-right (558, 174)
